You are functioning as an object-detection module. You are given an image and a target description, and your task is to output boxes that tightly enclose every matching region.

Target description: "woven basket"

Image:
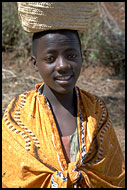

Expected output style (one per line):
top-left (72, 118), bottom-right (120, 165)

top-left (17, 2), bottom-right (99, 33)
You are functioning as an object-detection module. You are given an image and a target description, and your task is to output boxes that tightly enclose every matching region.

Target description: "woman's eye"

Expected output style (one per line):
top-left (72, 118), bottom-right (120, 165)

top-left (45, 56), bottom-right (55, 63)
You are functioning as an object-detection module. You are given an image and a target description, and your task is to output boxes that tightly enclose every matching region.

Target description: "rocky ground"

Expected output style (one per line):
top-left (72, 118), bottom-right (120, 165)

top-left (2, 52), bottom-right (125, 159)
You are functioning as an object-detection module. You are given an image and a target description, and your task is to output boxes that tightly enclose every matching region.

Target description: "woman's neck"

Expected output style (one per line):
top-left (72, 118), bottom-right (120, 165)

top-left (43, 84), bottom-right (76, 111)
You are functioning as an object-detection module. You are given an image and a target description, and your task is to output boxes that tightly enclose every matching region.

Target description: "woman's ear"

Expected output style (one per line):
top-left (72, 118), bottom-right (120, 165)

top-left (31, 56), bottom-right (39, 72)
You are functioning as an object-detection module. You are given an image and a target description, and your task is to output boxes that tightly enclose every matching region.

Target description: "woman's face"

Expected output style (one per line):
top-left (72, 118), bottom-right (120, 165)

top-left (33, 30), bottom-right (82, 94)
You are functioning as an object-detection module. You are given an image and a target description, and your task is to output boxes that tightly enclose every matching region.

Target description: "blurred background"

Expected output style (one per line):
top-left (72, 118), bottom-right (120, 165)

top-left (2, 2), bottom-right (125, 157)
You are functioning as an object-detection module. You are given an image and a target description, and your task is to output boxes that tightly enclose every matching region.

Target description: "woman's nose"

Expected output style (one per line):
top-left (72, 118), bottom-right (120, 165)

top-left (56, 56), bottom-right (71, 72)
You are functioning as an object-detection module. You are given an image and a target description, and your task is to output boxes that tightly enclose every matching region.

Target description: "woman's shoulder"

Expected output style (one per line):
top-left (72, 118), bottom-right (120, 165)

top-left (2, 88), bottom-right (39, 117)
top-left (4, 82), bottom-right (44, 111)
top-left (78, 87), bottom-right (106, 106)
top-left (77, 87), bottom-right (108, 122)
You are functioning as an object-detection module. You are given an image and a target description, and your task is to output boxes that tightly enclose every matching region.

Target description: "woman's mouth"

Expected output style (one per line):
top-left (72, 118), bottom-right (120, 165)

top-left (55, 75), bottom-right (72, 81)
top-left (55, 75), bottom-right (73, 84)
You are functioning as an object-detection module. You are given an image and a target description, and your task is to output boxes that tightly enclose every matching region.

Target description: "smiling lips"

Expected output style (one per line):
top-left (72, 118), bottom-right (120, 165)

top-left (55, 75), bottom-right (73, 81)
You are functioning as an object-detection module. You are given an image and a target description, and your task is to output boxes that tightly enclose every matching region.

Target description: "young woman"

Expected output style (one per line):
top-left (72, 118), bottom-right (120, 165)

top-left (2, 2), bottom-right (125, 188)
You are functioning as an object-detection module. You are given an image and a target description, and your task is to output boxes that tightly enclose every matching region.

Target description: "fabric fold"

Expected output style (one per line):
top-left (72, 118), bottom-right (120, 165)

top-left (2, 83), bottom-right (125, 188)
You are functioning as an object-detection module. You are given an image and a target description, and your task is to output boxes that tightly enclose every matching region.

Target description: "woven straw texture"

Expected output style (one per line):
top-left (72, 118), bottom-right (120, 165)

top-left (17, 2), bottom-right (99, 33)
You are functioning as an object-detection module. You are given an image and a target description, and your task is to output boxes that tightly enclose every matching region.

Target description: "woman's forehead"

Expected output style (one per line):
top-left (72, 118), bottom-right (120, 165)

top-left (37, 32), bottom-right (80, 50)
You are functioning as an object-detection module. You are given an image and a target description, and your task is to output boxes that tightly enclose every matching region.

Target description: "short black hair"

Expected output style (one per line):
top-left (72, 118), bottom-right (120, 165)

top-left (31, 29), bottom-right (82, 57)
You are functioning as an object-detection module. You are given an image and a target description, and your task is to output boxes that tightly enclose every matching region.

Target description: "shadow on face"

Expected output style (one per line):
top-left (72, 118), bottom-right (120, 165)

top-left (32, 29), bottom-right (82, 59)
top-left (31, 29), bottom-right (83, 95)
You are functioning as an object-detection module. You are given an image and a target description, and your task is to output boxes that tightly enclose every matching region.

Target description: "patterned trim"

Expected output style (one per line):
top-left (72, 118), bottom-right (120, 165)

top-left (85, 97), bottom-right (112, 165)
top-left (52, 133), bottom-right (64, 171)
top-left (37, 95), bottom-right (64, 171)
top-left (4, 108), bottom-right (31, 151)
top-left (51, 168), bottom-right (82, 188)
top-left (95, 119), bottom-right (111, 163)
top-left (51, 171), bottom-right (67, 188)
top-left (79, 105), bottom-right (86, 165)
top-left (56, 171), bottom-right (67, 182)
top-left (4, 93), bottom-right (40, 151)
top-left (95, 97), bottom-right (107, 132)
top-left (75, 87), bottom-right (86, 166)
top-left (51, 175), bottom-right (59, 188)
top-left (72, 166), bottom-right (82, 183)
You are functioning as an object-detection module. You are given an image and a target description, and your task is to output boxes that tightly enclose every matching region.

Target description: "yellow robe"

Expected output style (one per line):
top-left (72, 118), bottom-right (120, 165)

top-left (2, 83), bottom-right (125, 188)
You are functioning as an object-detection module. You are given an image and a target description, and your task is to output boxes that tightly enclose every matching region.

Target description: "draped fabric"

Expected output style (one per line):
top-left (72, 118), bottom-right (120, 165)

top-left (2, 83), bottom-right (125, 188)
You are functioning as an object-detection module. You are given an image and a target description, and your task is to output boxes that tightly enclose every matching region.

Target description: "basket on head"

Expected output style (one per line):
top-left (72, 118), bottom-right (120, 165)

top-left (17, 2), bottom-right (99, 33)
